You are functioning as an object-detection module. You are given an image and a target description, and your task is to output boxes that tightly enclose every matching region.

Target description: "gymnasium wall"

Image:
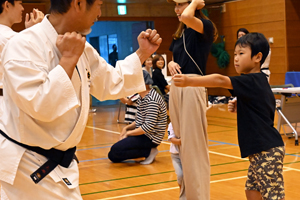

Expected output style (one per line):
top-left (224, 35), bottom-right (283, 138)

top-left (286, 0), bottom-right (300, 72)
top-left (207, 0), bottom-right (287, 96)
top-left (12, 3), bottom-right (46, 32)
top-left (98, 16), bottom-right (179, 69)
top-left (99, 2), bottom-right (178, 70)
top-left (16, 1), bottom-right (299, 97)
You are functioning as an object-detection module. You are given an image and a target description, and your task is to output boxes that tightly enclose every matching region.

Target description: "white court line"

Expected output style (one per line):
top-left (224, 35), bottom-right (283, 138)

top-left (86, 126), bottom-right (120, 134)
top-left (96, 187), bottom-right (178, 200)
top-left (86, 126), bottom-right (297, 199)
top-left (208, 150), bottom-right (247, 161)
top-left (86, 126), bottom-right (173, 145)
top-left (86, 126), bottom-right (244, 160)
top-left (283, 166), bottom-right (300, 172)
top-left (96, 169), bottom-right (296, 200)
top-left (96, 176), bottom-right (247, 200)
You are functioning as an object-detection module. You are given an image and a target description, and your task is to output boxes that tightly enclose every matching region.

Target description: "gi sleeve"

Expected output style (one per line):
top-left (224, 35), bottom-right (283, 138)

top-left (2, 38), bottom-right (79, 122)
top-left (85, 43), bottom-right (146, 101)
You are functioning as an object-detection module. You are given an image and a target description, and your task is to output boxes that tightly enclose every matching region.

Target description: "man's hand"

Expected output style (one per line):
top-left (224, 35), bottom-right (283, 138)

top-left (56, 32), bottom-right (86, 79)
top-left (173, 74), bottom-right (191, 87)
top-left (25, 8), bottom-right (44, 28)
top-left (136, 29), bottom-right (162, 64)
top-left (168, 61), bottom-right (182, 76)
top-left (228, 98), bottom-right (237, 113)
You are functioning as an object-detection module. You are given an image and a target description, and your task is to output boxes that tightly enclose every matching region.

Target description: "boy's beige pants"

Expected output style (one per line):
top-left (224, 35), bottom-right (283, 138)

top-left (169, 77), bottom-right (210, 200)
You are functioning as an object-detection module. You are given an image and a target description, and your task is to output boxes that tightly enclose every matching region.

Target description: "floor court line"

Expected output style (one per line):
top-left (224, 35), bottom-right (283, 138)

top-left (95, 168), bottom-right (295, 200)
top-left (85, 126), bottom-right (300, 164)
top-left (85, 126), bottom-right (299, 160)
top-left (95, 176), bottom-right (247, 200)
top-left (86, 126), bottom-right (244, 162)
top-left (84, 126), bottom-right (298, 199)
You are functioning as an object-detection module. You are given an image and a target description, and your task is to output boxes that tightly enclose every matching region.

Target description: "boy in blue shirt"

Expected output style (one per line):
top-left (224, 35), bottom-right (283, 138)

top-left (173, 33), bottom-right (285, 200)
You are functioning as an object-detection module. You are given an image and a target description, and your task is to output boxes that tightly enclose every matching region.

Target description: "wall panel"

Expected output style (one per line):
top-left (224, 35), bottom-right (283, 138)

top-left (14, 0), bottom-right (297, 96)
top-left (286, 0), bottom-right (300, 72)
top-left (207, 0), bottom-right (286, 96)
top-left (12, 3), bottom-right (46, 32)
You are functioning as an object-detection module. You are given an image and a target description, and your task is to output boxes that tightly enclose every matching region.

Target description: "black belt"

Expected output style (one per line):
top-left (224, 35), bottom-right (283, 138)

top-left (261, 67), bottom-right (269, 77)
top-left (0, 130), bottom-right (76, 184)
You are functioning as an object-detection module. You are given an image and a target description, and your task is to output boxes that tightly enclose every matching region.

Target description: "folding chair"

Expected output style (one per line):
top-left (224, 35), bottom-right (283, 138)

top-left (151, 85), bottom-right (164, 97)
top-left (117, 101), bottom-right (130, 124)
top-left (271, 84), bottom-right (299, 145)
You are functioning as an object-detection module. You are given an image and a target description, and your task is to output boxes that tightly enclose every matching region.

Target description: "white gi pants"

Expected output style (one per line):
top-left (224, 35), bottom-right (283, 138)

top-left (169, 75), bottom-right (210, 200)
top-left (0, 150), bottom-right (82, 200)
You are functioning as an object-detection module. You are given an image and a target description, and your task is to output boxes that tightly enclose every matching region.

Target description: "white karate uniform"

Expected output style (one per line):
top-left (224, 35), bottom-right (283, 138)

top-left (0, 16), bottom-right (145, 199)
top-left (0, 25), bottom-right (17, 119)
top-left (0, 24), bottom-right (16, 87)
top-left (261, 49), bottom-right (271, 82)
top-left (0, 25), bottom-right (18, 200)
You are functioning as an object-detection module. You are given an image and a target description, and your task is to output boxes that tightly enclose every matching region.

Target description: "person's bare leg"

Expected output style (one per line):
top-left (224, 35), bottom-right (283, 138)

top-left (246, 190), bottom-right (285, 200)
top-left (245, 190), bottom-right (262, 200)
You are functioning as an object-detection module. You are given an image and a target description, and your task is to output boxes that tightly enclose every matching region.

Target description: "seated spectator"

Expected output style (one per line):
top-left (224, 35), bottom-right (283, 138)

top-left (108, 70), bottom-right (167, 164)
top-left (142, 56), bottom-right (153, 77)
top-left (120, 93), bottom-right (139, 124)
top-left (152, 54), bottom-right (170, 105)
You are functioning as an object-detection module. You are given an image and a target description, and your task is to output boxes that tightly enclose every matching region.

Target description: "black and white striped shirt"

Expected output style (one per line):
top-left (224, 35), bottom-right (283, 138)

top-left (135, 88), bottom-right (167, 145)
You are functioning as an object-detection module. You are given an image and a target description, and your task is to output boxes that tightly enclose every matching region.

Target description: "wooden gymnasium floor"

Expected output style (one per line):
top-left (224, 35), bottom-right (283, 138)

top-left (78, 103), bottom-right (299, 200)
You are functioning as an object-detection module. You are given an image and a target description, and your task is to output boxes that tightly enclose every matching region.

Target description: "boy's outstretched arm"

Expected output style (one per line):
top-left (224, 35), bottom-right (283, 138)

top-left (173, 74), bottom-right (233, 89)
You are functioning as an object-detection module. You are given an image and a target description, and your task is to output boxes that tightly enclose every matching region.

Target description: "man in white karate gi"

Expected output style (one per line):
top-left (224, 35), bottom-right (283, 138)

top-left (0, 0), bottom-right (44, 115)
top-left (0, 0), bottom-right (162, 199)
top-left (0, 2), bottom-right (44, 199)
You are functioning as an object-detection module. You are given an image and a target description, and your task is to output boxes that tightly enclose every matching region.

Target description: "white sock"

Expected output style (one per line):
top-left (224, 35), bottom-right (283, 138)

top-left (140, 148), bottom-right (158, 165)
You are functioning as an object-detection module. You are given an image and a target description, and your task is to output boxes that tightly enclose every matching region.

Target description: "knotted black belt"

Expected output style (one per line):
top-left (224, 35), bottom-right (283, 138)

top-left (0, 130), bottom-right (76, 184)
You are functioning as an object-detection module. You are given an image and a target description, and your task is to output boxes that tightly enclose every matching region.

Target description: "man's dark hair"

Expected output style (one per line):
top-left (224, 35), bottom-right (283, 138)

top-left (235, 32), bottom-right (270, 66)
top-left (50, 0), bottom-right (96, 14)
top-left (0, 0), bottom-right (15, 14)
top-left (236, 28), bottom-right (249, 39)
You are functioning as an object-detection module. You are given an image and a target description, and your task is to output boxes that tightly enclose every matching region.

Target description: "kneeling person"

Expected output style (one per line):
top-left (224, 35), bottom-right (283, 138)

top-left (108, 71), bottom-right (167, 164)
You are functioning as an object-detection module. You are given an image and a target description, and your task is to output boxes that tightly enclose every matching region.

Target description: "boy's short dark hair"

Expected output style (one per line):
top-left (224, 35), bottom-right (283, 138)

top-left (0, 0), bottom-right (15, 14)
top-left (50, 0), bottom-right (96, 14)
top-left (235, 32), bottom-right (270, 66)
